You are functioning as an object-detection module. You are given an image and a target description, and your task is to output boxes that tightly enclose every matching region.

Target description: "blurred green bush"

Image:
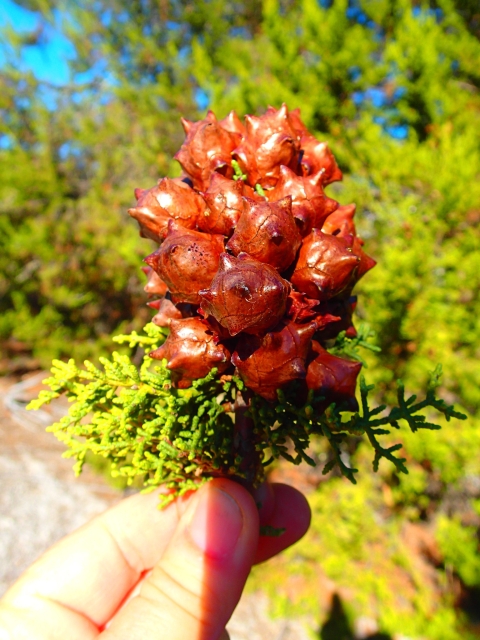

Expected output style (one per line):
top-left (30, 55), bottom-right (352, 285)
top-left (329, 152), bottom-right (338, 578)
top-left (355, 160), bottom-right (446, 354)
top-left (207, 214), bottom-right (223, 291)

top-left (1, 0), bottom-right (479, 636)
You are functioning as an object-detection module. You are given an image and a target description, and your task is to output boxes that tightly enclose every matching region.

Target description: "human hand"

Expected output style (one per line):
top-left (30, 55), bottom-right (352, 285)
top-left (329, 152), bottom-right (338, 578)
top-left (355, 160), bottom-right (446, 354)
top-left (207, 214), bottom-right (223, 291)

top-left (0, 478), bottom-right (310, 640)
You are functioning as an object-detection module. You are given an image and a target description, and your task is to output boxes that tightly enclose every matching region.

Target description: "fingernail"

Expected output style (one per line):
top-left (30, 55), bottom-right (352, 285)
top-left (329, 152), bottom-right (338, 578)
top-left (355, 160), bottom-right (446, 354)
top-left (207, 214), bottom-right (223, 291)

top-left (189, 486), bottom-right (243, 559)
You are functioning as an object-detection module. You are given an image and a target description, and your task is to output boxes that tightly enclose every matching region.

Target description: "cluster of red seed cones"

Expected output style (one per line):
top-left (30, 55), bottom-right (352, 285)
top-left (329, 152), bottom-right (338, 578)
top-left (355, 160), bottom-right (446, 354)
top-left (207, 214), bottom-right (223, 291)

top-left (129, 104), bottom-right (376, 411)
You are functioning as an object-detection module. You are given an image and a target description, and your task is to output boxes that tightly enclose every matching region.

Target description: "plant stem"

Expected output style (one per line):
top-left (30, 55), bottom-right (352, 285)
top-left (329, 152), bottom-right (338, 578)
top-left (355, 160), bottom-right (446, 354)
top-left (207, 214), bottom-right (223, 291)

top-left (233, 389), bottom-right (263, 487)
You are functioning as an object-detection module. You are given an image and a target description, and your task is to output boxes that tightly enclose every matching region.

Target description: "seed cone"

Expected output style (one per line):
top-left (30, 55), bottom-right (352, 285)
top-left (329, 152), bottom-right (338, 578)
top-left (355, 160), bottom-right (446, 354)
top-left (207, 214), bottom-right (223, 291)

top-left (132, 104), bottom-right (374, 406)
top-left (226, 196), bottom-right (301, 271)
top-left (231, 320), bottom-right (318, 402)
top-left (199, 252), bottom-right (290, 336)
top-left (129, 177), bottom-right (207, 242)
top-left (266, 165), bottom-right (339, 237)
top-left (290, 229), bottom-right (360, 301)
top-left (150, 317), bottom-right (230, 388)
top-left (306, 340), bottom-right (363, 413)
top-left (174, 110), bottom-right (242, 190)
top-left (145, 222), bottom-right (224, 304)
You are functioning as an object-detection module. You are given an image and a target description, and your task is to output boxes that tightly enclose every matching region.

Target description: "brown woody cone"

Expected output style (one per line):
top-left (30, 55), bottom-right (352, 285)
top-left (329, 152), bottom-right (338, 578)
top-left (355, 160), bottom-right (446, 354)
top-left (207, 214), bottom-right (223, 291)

top-left (128, 104), bottom-right (375, 408)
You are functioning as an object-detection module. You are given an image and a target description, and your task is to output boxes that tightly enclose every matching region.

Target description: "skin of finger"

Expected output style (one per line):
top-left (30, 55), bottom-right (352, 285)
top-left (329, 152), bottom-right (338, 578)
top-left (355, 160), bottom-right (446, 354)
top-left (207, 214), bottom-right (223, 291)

top-left (0, 489), bottom-right (189, 635)
top-left (254, 483), bottom-right (311, 564)
top-left (0, 596), bottom-right (99, 640)
top-left (101, 479), bottom-right (259, 640)
top-left (0, 481), bottom-right (309, 640)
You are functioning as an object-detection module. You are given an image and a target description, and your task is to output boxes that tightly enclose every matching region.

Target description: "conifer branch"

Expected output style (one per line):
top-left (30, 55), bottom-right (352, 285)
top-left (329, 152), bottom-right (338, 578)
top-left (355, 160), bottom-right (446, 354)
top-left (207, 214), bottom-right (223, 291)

top-left (28, 327), bottom-right (466, 504)
top-left (329, 322), bottom-right (381, 366)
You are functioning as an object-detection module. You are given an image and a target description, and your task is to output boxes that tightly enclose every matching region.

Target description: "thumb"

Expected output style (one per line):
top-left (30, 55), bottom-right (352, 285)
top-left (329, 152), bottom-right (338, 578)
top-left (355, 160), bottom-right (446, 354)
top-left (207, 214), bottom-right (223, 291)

top-left (102, 479), bottom-right (259, 640)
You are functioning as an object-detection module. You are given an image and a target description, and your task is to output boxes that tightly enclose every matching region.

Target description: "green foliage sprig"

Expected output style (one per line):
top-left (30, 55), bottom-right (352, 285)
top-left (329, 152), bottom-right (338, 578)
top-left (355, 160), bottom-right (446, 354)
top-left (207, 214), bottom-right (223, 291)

top-left (231, 159), bottom-right (247, 182)
top-left (28, 324), bottom-right (466, 504)
top-left (329, 322), bottom-right (381, 365)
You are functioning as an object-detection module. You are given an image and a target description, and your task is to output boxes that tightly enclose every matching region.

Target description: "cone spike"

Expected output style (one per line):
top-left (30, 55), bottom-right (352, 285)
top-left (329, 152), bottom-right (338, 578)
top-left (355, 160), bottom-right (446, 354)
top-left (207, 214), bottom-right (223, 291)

top-left (291, 362), bottom-right (306, 376)
top-left (165, 355), bottom-right (184, 369)
top-left (211, 157), bottom-right (227, 170)
top-left (167, 218), bottom-right (176, 233)
top-left (278, 195), bottom-right (293, 208)
top-left (199, 288), bottom-right (216, 301)
top-left (149, 345), bottom-right (165, 359)
top-left (278, 103), bottom-right (289, 120)
top-left (181, 117), bottom-right (193, 133)
top-left (309, 169), bottom-right (326, 187)
top-left (219, 252), bottom-right (236, 270)
top-left (220, 110), bottom-right (245, 134)
top-left (144, 253), bottom-right (156, 268)
top-left (295, 320), bottom-right (318, 338)
top-left (279, 164), bottom-right (294, 179)
top-left (173, 148), bottom-right (186, 163)
top-left (245, 114), bottom-right (260, 133)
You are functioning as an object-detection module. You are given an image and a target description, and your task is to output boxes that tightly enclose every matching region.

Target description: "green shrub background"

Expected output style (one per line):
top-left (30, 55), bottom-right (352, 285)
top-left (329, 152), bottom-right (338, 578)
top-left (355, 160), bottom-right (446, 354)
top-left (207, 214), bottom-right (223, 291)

top-left (1, 0), bottom-right (479, 636)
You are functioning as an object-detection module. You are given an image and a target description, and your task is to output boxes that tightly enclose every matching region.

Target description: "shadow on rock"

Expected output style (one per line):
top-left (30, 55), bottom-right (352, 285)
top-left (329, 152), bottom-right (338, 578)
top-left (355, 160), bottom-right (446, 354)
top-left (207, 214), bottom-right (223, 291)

top-left (318, 593), bottom-right (392, 640)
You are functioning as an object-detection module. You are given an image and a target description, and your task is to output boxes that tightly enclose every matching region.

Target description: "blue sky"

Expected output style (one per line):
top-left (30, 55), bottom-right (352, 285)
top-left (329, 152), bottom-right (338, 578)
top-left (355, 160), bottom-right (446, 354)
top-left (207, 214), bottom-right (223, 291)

top-left (0, 0), bottom-right (408, 138)
top-left (0, 0), bottom-right (74, 84)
